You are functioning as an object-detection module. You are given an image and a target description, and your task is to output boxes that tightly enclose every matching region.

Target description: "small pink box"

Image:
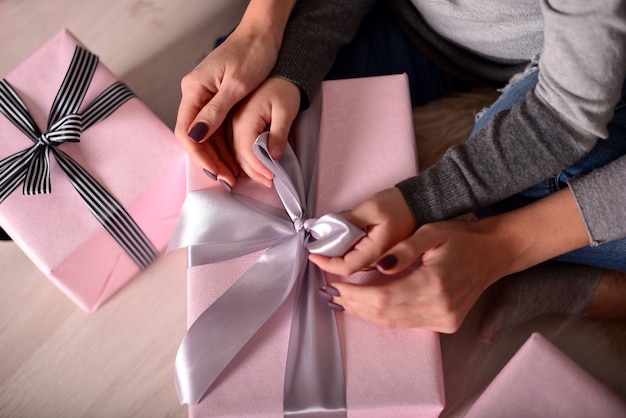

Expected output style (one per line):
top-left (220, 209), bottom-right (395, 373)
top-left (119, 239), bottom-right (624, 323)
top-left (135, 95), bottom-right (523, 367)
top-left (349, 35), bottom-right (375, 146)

top-left (464, 333), bottom-right (626, 417)
top-left (185, 75), bottom-right (445, 417)
top-left (0, 29), bottom-right (186, 312)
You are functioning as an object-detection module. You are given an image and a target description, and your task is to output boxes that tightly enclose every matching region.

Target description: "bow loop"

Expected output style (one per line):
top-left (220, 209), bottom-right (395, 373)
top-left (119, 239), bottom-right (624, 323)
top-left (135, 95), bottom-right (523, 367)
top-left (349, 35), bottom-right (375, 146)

top-left (171, 125), bottom-right (365, 415)
top-left (304, 213), bottom-right (366, 257)
top-left (23, 113), bottom-right (83, 195)
top-left (40, 113), bottom-right (82, 146)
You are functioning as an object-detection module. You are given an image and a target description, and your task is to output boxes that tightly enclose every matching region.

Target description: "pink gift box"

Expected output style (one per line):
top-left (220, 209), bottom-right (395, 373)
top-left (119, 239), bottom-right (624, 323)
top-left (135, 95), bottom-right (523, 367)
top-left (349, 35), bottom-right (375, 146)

top-left (0, 29), bottom-right (186, 312)
top-left (184, 75), bottom-right (445, 417)
top-left (464, 333), bottom-right (626, 418)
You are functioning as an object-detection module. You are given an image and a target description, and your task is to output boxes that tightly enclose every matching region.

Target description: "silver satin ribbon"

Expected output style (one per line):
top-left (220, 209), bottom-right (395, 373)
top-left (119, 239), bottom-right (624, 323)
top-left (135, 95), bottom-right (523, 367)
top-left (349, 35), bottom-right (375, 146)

top-left (169, 98), bottom-right (365, 416)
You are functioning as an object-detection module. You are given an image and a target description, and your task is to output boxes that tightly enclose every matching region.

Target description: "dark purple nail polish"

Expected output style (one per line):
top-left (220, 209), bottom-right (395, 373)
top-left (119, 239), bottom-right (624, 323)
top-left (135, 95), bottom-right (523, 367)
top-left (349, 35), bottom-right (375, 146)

top-left (328, 301), bottom-right (345, 312)
top-left (377, 254), bottom-right (398, 270)
top-left (219, 179), bottom-right (232, 193)
top-left (188, 122), bottom-right (209, 142)
top-left (317, 288), bottom-right (333, 302)
top-left (202, 168), bottom-right (217, 181)
top-left (325, 285), bottom-right (341, 297)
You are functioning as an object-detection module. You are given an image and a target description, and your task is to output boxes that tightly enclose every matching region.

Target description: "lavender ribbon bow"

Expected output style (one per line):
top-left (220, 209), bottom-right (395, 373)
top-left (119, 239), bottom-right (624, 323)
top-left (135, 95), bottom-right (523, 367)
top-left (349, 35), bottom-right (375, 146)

top-left (169, 101), bottom-right (365, 416)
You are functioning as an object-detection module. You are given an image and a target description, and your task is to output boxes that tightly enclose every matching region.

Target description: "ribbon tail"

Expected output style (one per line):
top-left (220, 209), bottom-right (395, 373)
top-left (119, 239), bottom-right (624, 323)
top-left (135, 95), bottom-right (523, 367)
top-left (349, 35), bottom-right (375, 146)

top-left (0, 148), bottom-right (33, 202)
top-left (175, 232), bottom-right (307, 404)
top-left (284, 262), bottom-right (347, 418)
top-left (0, 79), bottom-right (41, 140)
top-left (52, 148), bottom-right (158, 268)
top-left (23, 144), bottom-right (51, 195)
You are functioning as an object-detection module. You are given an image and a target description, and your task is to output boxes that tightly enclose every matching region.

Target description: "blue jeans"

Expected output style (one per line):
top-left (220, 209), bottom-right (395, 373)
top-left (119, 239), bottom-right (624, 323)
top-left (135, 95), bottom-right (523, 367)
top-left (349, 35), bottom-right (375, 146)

top-left (474, 63), bottom-right (626, 272)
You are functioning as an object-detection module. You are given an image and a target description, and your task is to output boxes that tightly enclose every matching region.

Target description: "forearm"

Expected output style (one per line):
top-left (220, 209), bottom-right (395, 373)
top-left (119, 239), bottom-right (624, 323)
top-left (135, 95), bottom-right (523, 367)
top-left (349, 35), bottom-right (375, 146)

top-left (397, 90), bottom-right (596, 225)
top-left (270, 0), bottom-right (377, 109)
top-left (237, 0), bottom-right (297, 47)
top-left (476, 187), bottom-right (589, 279)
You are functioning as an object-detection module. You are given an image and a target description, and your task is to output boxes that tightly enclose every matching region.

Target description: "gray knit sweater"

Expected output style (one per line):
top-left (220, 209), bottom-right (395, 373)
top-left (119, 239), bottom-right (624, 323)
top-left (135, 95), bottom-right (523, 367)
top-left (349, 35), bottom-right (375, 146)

top-left (271, 0), bottom-right (626, 247)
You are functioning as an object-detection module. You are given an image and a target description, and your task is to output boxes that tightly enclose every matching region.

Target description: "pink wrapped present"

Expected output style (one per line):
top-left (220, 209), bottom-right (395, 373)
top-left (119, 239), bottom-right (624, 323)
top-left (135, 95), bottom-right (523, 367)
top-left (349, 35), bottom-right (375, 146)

top-left (465, 333), bottom-right (626, 418)
top-left (171, 75), bottom-right (444, 417)
top-left (0, 29), bottom-right (186, 312)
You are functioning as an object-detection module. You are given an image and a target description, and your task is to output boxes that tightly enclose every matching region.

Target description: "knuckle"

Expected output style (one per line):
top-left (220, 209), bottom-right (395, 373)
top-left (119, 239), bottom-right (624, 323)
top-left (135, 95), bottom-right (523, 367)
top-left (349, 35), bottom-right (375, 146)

top-left (226, 78), bottom-right (248, 100)
top-left (336, 267), bottom-right (352, 277)
top-left (202, 104), bottom-right (229, 130)
top-left (180, 72), bottom-right (197, 91)
top-left (451, 316), bottom-right (464, 332)
top-left (394, 240), bottom-right (416, 258)
top-left (441, 315), bottom-right (463, 334)
top-left (383, 320), bottom-right (400, 330)
top-left (370, 306), bottom-right (388, 321)
top-left (417, 222), bottom-right (437, 236)
top-left (370, 291), bottom-right (392, 309)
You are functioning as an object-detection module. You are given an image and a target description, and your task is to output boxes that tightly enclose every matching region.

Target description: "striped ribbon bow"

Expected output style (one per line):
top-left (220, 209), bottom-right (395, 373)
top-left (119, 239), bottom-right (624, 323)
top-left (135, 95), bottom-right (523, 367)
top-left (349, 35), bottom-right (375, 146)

top-left (0, 45), bottom-right (158, 268)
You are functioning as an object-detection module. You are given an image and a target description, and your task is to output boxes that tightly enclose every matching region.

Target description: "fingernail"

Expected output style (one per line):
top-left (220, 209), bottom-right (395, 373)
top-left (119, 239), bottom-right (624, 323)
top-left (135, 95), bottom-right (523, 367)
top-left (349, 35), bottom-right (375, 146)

top-left (202, 168), bottom-right (217, 181)
top-left (328, 301), bottom-right (345, 312)
top-left (269, 145), bottom-right (282, 159)
top-left (219, 179), bottom-right (232, 193)
top-left (325, 285), bottom-right (341, 297)
top-left (317, 288), bottom-right (333, 302)
top-left (188, 122), bottom-right (209, 142)
top-left (377, 254), bottom-right (398, 270)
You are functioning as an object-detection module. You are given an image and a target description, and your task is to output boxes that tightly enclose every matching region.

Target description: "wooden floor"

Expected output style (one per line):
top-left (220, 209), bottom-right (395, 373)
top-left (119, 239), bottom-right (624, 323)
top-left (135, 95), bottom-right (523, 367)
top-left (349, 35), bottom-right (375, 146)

top-left (0, 1), bottom-right (247, 417)
top-left (1, 1), bottom-right (625, 417)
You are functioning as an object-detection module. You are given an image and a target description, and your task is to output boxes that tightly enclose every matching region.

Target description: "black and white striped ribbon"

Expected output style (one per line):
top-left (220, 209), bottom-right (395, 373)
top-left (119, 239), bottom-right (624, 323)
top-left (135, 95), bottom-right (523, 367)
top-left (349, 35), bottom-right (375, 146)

top-left (0, 46), bottom-right (157, 269)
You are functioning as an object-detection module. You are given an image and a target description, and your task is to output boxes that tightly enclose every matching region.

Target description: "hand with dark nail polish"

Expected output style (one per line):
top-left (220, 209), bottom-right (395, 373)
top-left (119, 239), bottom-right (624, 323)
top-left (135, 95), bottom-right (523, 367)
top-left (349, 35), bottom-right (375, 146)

top-left (219, 179), bottom-right (232, 193)
top-left (377, 254), bottom-right (398, 270)
top-left (328, 301), bottom-right (345, 312)
top-left (188, 122), bottom-right (209, 142)
top-left (174, 2), bottom-right (299, 194)
top-left (318, 288), bottom-right (334, 302)
top-left (202, 168), bottom-right (217, 181)
top-left (325, 285), bottom-right (341, 297)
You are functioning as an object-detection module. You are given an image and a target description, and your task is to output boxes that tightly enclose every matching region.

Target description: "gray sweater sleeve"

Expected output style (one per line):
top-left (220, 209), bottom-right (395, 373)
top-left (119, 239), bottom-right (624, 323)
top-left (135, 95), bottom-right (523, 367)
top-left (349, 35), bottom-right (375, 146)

top-left (399, 0), bottom-right (626, 245)
top-left (569, 155), bottom-right (626, 246)
top-left (396, 90), bottom-right (595, 220)
top-left (269, 0), bottom-right (376, 109)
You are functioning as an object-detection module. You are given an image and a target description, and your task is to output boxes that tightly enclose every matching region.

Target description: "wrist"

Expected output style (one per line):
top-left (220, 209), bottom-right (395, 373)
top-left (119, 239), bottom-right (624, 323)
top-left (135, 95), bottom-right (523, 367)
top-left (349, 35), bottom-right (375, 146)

top-left (472, 187), bottom-right (590, 279)
top-left (471, 214), bottom-right (532, 280)
top-left (237, 0), bottom-right (295, 48)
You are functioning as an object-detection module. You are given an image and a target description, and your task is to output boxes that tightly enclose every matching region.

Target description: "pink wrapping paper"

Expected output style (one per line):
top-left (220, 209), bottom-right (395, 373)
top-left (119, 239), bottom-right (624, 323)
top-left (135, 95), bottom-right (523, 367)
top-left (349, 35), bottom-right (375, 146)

top-left (464, 333), bottom-right (626, 418)
top-left (0, 29), bottom-right (186, 312)
top-left (186, 75), bottom-right (445, 417)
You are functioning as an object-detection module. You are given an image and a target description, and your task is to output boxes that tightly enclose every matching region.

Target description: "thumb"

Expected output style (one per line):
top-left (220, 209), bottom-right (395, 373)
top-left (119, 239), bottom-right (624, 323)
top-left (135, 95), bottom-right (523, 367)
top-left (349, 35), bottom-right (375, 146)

top-left (375, 230), bottom-right (433, 275)
top-left (188, 83), bottom-right (247, 143)
top-left (267, 100), bottom-right (298, 160)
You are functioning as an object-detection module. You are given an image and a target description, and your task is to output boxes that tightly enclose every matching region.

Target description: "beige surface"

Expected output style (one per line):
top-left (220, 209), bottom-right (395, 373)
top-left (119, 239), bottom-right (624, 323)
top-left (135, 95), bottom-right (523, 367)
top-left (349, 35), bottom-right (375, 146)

top-left (1, 1), bottom-right (625, 417)
top-left (0, 1), bottom-right (246, 417)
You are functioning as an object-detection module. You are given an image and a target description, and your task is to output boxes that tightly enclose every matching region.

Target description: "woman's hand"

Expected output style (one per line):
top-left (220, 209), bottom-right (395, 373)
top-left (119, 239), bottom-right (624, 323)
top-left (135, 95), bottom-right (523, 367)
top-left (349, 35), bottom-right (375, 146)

top-left (310, 187), bottom-right (417, 274)
top-left (311, 189), bottom-right (505, 333)
top-left (174, 0), bottom-right (295, 188)
top-left (231, 76), bottom-right (301, 187)
top-left (319, 219), bottom-right (506, 333)
top-left (312, 186), bottom-right (591, 333)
